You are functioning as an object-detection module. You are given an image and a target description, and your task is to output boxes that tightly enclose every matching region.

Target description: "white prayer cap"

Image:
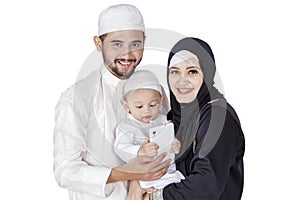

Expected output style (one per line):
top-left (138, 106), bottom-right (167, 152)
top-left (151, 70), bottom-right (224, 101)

top-left (169, 50), bottom-right (199, 68)
top-left (98, 4), bottom-right (145, 36)
top-left (124, 70), bottom-right (162, 96)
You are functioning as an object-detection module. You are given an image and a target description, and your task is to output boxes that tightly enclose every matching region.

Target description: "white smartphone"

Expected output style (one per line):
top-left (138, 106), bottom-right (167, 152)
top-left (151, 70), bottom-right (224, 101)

top-left (149, 122), bottom-right (175, 162)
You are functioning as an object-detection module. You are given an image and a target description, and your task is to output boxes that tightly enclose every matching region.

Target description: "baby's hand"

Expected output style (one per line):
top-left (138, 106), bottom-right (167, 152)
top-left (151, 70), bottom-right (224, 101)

top-left (138, 137), bottom-right (159, 157)
top-left (170, 138), bottom-right (181, 154)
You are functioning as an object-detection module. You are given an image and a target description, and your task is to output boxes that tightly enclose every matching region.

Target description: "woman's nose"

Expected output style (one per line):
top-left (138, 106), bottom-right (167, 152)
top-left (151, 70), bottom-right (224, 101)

top-left (178, 73), bottom-right (188, 83)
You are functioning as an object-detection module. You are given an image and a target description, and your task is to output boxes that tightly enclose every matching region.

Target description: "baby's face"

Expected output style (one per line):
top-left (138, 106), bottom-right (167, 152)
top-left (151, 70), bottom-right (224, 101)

top-left (125, 89), bottom-right (162, 123)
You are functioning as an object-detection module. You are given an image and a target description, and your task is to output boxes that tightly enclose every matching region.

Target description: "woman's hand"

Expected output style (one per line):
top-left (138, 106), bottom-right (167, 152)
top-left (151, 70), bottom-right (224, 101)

top-left (128, 180), bottom-right (144, 200)
top-left (142, 193), bottom-right (150, 200)
top-left (170, 138), bottom-right (181, 154)
top-left (141, 187), bottom-right (157, 200)
top-left (128, 180), bottom-right (157, 200)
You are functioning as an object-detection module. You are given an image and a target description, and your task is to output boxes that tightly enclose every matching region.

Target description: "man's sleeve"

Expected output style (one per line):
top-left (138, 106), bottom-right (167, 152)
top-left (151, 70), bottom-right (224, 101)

top-left (53, 88), bottom-right (111, 197)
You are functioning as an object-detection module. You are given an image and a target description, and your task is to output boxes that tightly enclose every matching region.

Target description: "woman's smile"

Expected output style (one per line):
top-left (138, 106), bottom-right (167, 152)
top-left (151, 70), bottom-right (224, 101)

top-left (177, 88), bottom-right (193, 94)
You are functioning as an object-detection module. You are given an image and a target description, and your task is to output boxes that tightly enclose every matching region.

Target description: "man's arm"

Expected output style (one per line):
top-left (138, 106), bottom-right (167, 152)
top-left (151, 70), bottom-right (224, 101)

top-left (54, 88), bottom-right (112, 197)
top-left (54, 88), bottom-right (170, 197)
top-left (108, 153), bottom-right (171, 183)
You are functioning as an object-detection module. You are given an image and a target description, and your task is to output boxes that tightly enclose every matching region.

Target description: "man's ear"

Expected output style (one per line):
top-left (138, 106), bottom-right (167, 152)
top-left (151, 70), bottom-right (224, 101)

top-left (93, 36), bottom-right (102, 52)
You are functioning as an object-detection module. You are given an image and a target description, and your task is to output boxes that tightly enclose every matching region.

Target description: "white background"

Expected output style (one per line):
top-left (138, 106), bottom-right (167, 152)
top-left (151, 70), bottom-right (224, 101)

top-left (0, 0), bottom-right (299, 199)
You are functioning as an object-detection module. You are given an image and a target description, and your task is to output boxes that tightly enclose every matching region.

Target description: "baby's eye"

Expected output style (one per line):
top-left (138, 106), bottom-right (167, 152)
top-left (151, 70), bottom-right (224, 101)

top-left (135, 105), bottom-right (143, 109)
top-left (150, 104), bottom-right (157, 107)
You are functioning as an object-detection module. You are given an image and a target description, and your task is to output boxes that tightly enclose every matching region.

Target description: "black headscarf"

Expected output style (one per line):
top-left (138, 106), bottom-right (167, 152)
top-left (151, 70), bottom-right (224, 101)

top-left (167, 37), bottom-right (225, 159)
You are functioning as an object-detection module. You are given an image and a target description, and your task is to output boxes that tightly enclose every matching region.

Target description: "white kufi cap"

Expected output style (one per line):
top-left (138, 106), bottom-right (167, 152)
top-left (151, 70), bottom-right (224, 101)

top-left (124, 70), bottom-right (162, 96)
top-left (98, 4), bottom-right (145, 36)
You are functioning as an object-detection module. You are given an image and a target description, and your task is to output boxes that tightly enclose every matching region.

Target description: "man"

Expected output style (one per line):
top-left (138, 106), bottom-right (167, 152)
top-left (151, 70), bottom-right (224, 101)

top-left (53, 4), bottom-right (170, 200)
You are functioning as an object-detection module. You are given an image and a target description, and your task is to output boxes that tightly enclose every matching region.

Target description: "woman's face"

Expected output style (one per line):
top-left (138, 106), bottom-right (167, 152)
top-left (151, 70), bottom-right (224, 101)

top-left (169, 57), bottom-right (203, 103)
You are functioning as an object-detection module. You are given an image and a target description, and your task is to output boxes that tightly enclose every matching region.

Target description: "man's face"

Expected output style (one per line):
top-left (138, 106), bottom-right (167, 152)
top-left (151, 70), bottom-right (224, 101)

top-left (96, 30), bottom-right (144, 79)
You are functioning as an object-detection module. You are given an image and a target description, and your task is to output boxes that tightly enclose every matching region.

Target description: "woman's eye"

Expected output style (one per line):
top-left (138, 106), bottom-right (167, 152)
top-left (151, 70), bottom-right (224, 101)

top-left (188, 69), bottom-right (199, 74)
top-left (170, 70), bottom-right (179, 74)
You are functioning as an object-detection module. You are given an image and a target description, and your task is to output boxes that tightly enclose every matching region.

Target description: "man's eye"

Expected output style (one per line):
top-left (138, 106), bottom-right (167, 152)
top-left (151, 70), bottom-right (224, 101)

top-left (132, 42), bottom-right (140, 47)
top-left (113, 43), bottom-right (122, 47)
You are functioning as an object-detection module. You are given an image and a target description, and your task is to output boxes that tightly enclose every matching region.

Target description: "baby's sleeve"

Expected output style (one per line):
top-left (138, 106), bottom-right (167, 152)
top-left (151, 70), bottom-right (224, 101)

top-left (114, 123), bottom-right (142, 163)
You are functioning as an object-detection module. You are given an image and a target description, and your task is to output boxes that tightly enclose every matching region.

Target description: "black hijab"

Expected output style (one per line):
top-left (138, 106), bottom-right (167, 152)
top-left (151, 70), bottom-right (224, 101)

top-left (167, 37), bottom-right (225, 159)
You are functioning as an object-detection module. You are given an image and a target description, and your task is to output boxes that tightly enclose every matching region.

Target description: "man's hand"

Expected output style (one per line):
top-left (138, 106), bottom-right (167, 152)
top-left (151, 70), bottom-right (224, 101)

top-left (108, 153), bottom-right (171, 183)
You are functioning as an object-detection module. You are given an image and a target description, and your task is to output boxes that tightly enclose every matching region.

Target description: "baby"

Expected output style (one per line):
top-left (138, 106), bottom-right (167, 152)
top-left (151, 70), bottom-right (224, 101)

top-left (114, 70), bottom-right (184, 189)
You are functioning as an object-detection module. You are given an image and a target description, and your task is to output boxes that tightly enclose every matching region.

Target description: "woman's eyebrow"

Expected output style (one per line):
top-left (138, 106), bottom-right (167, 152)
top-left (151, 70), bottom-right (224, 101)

top-left (186, 66), bottom-right (200, 69)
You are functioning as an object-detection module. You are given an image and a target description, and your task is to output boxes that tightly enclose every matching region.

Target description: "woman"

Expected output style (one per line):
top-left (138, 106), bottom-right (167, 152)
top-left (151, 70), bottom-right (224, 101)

top-left (129, 37), bottom-right (245, 200)
top-left (155, 37), bottom-right (245, 199)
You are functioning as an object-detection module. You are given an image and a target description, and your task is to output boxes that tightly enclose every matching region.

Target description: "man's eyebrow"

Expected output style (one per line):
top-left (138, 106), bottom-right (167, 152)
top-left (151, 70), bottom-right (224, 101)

top-left (111, 40), bottom-right (123, 43)
top-left (132, 40), bottom-right (142, 43)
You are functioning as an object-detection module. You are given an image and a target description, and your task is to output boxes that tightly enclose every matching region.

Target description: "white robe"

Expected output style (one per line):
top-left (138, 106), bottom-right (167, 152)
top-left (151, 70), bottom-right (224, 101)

top-left (53, 65), bottom-right (128, 200)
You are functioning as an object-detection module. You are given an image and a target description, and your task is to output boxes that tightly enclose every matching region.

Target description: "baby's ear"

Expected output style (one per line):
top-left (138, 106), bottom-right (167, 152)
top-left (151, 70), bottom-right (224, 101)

top-left (121, 100), bottom-right (130, 113)
top-left (160, 96), bottom-right (164, 104)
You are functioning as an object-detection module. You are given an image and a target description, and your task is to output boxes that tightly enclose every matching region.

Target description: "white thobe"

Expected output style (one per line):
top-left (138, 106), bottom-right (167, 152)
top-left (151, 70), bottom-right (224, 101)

top-left (53, 65), bottom-right (128, 200)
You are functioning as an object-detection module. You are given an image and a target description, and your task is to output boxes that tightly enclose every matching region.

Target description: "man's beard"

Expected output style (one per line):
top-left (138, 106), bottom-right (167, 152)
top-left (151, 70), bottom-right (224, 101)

top-left (109, 58), bottom-right (140, 79)
top-left (111, 65), bottom-right (134, 79)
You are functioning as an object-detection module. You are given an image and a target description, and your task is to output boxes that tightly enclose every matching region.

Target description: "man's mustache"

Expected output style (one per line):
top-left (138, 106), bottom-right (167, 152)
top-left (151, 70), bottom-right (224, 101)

top-left (114, 58), bottom-right (137, 63)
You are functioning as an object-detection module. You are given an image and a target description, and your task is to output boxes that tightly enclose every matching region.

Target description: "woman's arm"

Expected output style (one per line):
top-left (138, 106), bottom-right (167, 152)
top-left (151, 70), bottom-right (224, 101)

top-left (163, 107), bottom-right (244, 199)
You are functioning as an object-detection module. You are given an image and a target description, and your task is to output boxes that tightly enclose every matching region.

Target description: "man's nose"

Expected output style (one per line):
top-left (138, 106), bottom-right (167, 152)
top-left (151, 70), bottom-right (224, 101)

top-left (120, 45), bottom-right (134, 57)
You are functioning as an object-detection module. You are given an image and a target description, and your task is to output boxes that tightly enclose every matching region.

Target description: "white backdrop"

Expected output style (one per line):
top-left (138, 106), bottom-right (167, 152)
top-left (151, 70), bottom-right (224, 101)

top-left (0, 0), bottom-right (299, 199)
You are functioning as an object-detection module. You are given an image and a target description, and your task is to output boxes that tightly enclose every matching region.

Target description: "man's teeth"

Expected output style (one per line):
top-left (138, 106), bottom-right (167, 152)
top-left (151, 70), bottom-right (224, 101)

top-left (119, 60), bottom-right (131, 65)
